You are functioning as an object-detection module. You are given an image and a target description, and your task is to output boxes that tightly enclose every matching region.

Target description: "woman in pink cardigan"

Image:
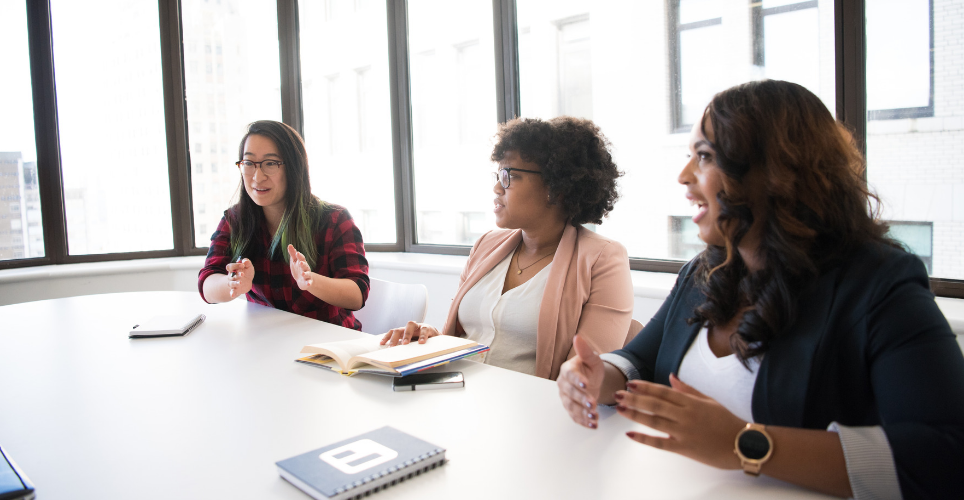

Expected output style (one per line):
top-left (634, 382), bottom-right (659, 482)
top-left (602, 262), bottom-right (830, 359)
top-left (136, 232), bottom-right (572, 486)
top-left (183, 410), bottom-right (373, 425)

top-left (381, 117), bottom-right (633, 380)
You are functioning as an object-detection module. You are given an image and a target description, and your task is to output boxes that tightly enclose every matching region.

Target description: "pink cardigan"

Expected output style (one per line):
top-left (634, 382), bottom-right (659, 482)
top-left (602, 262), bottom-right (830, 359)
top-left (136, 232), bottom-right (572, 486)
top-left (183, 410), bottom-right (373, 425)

top-left (442, 224), bottom-right (633, 380)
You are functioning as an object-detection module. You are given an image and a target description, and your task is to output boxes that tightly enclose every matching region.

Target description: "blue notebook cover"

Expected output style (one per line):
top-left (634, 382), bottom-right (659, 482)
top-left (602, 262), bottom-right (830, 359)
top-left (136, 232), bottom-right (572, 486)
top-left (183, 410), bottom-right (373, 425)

top-left (276, 426), bottom-right (445, 500)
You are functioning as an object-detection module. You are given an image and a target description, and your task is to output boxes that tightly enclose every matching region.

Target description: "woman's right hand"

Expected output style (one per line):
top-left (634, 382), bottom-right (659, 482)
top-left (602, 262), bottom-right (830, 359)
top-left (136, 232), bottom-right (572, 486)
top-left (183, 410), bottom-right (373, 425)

top-left (380, 321), bottom-right (440, 346)
top-left (226, 258), bottom-right (254, 299)
top-left (558, 335), bottom-right (606, 429)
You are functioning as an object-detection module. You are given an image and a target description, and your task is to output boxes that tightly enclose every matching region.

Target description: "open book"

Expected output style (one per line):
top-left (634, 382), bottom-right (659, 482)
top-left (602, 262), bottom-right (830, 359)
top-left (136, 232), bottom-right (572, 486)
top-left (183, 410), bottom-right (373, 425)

top-left (296, 335), bottom-right (488, 377)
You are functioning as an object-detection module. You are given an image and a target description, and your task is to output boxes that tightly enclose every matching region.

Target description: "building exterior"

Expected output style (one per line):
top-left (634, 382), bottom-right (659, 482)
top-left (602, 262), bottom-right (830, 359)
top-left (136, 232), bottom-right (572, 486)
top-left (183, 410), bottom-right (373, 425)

top-left (0, 152), bottom-right (42, 260)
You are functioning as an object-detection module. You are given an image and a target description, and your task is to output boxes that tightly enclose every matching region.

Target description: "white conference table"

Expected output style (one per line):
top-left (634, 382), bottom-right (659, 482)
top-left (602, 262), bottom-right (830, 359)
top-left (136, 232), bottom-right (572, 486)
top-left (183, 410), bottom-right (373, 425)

top-left (0, 291), bottom-right (830, 500)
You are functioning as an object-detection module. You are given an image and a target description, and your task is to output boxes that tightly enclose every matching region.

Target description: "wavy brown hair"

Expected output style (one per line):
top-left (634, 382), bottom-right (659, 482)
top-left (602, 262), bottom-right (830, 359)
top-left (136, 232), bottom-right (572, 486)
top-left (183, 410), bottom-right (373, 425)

top-left (692, 80), bottom-right (898, 363)
top-left (490, 116), bottom-right (622, 226)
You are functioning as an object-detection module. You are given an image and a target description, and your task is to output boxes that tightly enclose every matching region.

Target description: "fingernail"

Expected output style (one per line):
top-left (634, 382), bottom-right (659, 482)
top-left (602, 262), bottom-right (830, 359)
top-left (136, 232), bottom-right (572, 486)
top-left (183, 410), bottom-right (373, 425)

top-left (578, 381), bottom-right (586, 389)
top-left (588, 422), bottom-right (597, 429)
top-left (626, 431), bottom-right (636, 438)
top-left (616, 405), bottom-right (627, 411)
top-left (584, 401), bottom-right (592, 409)
top-left (614, 392), bottom-right (624, 401)
top-left (627, 381), bottom-right (638, 390)
top-left (587, 412), bottom-right (595, 419)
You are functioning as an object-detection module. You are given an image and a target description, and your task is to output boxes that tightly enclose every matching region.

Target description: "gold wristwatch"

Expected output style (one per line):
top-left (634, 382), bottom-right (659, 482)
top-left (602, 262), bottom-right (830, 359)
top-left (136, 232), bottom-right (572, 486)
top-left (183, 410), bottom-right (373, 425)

top-left (734, 423), bottom-right (774, 476)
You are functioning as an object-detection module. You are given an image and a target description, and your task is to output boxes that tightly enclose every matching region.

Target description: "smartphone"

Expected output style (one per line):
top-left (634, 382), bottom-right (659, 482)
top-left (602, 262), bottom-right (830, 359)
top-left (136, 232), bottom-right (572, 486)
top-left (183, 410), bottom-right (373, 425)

top-left (392, 371), bottom-right (464, 391)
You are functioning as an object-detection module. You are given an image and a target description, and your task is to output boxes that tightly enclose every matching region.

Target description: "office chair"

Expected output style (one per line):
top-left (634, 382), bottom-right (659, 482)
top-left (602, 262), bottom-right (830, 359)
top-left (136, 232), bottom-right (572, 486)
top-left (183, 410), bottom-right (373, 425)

top-left (625, 318), bottom-right (644, 347)
top-left (353, 278), bottom-right (429, 335)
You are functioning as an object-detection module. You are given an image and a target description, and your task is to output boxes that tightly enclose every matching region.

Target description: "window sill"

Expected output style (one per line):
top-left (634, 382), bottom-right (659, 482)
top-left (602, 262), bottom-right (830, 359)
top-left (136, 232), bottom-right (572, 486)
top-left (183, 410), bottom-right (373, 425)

top-left (1, 254), bottom-right (961, 335)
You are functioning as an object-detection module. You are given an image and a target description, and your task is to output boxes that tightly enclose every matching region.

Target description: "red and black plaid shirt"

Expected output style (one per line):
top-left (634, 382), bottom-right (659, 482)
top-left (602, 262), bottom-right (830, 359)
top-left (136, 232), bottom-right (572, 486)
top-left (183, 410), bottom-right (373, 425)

top-left (198, 204), bottom-right (370, 330)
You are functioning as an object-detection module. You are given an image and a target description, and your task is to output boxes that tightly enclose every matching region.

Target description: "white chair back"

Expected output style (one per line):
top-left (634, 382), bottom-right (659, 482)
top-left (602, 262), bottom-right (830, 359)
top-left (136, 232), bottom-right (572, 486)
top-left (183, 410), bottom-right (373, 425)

top-left (353, 278), bottom-right (429, 335)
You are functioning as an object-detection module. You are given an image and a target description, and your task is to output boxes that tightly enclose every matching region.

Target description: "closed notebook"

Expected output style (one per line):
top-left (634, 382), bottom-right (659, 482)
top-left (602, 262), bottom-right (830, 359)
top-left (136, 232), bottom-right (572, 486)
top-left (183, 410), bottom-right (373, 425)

top-left (276, 426), bottom-right (445, 500)
top-left (129, 314), bottom-right (206, 338)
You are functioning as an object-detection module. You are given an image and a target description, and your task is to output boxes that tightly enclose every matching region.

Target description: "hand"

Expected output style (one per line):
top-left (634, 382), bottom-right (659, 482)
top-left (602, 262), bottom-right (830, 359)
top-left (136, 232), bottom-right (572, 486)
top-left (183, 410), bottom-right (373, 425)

top-left (557, 336), bottom-right (605, 429)
top-left (616, 373), bottom-right (745, 469)
top-left (225, 258), bottom-right (254, 298)
top-left (380, 321), bottom-right (440, 346)
top-left (287, 244), bottom-right (314, 291)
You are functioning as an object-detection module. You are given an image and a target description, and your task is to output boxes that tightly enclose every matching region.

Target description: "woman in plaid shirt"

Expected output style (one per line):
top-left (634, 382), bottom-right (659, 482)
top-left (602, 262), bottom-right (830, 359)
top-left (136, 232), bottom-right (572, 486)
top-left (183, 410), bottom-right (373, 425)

top-left (198, 120), bottom-right (370, 330)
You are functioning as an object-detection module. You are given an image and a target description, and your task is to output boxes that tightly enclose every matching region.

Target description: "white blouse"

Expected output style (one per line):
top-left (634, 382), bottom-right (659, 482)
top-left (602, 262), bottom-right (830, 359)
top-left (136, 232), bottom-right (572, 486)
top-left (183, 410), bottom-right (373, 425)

top-left (457, 253), bottom-right (552, 376)
top-left (676, 326), bottom-right (762, 423)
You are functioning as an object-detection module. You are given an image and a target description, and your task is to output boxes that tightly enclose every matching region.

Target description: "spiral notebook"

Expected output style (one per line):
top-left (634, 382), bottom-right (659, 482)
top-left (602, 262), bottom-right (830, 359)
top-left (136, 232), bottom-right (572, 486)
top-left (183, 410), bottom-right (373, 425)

top-left (276, 426), bottom-right (445, 500)
top-left (129, 314), bottom-right (206, 338)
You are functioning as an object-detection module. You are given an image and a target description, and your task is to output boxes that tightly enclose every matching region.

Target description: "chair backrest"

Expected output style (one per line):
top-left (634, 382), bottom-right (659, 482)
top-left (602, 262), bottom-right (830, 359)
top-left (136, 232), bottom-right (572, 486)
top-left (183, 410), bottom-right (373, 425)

top-left (353, 278), bottom-right (429, 335)
top-left (624, 319), bottom-right (644, 348)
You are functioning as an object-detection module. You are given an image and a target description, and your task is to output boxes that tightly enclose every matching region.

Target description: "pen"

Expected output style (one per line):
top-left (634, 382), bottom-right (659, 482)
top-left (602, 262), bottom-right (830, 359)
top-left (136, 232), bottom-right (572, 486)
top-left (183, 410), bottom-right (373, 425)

top-left (228, 256), bottom-right (243, 279)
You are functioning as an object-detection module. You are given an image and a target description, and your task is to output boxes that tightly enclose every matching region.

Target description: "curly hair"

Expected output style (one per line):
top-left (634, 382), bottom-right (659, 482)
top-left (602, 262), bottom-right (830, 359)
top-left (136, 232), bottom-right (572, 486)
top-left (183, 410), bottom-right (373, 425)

top-left (490, 116), bottom-right (622, 226)
top-left (691, 80), bottom-right (899, 363)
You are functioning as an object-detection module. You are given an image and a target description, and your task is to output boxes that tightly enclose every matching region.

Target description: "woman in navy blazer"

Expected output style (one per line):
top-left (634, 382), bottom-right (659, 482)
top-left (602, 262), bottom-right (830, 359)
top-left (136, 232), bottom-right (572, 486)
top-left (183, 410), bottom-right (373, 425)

top-left (557, 80), bottom-right (964, 499)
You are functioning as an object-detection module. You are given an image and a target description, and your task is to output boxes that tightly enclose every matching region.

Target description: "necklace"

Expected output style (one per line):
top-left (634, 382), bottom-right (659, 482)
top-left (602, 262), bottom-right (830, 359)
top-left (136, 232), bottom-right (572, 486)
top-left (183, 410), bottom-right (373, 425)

top-left (515, 246), bottom-right (555, 275)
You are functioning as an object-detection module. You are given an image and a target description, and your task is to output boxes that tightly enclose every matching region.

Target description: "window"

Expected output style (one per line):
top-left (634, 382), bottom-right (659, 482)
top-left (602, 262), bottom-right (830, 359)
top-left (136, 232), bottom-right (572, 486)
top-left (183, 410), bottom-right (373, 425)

top-left (182, 0), bottom-right (282, 249)
top-left (752, 1), bottom-right (823, 102)
top-left (866, 0), bottom-right (962, 280)
top-left (409, 0), bottom-right (498, 246)
top-left (887, 221), bottom-right (934, 274)
top-left (867, 0), bottom-right (933, 120)
top-left (668, 216), bottom-right (705, 261)
top-left (51, 0), bottom-right (173, 255)
top-left (300, 0), bottom-right (397, 244)
top-left (0, 1), bottom-right (44, 262)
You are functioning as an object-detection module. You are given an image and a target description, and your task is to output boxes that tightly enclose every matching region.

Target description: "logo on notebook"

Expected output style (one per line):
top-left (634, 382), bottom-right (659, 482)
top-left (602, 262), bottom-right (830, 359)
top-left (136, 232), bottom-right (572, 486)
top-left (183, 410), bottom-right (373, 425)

top-left (319, 439), bottom-right (399, 474)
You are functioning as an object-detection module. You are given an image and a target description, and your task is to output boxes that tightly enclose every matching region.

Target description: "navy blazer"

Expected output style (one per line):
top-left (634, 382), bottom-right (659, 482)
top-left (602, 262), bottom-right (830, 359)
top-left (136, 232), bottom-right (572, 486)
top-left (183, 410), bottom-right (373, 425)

top-left (614, 242), bottom-right (964, 499)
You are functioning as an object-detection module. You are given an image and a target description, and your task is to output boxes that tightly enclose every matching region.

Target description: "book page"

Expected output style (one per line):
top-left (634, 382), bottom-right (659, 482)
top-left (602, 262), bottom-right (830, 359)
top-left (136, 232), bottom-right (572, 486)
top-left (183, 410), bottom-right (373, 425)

top-left (351, 336), bottom-right (478, 369)
top-left (300, 336), bottom-right (387, 368)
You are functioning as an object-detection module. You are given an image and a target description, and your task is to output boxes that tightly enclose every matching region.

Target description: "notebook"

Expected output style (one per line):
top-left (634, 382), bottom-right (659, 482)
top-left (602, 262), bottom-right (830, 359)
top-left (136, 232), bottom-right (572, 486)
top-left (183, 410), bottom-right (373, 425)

top-left (129, 314), bottom-right (206, 338)
top-left (276, 426), bottom-right (445, 500)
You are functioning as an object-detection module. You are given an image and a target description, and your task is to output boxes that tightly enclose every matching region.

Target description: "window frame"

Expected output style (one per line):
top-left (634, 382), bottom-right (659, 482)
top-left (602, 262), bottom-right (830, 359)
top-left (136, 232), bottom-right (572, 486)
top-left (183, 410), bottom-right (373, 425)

top-left (5, 0), bottom-right (961, 299)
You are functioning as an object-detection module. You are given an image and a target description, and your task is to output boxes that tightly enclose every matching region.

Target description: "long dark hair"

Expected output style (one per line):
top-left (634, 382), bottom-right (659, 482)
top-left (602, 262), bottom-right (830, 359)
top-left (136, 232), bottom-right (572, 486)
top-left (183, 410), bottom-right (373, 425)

top-left (692, 80), bottom-right (898, 362)
top-left (228, 120), bottom-right (325, 268)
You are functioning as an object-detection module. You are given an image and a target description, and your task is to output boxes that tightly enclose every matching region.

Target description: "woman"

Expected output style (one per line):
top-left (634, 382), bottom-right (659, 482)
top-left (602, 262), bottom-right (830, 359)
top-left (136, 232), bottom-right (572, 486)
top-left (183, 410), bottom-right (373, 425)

top-left (557, 81), bottom-right (964, 498)
top-left (198, 120), bottom-right (370, 329)
top-left (381, 116), bottom-right (633, 380)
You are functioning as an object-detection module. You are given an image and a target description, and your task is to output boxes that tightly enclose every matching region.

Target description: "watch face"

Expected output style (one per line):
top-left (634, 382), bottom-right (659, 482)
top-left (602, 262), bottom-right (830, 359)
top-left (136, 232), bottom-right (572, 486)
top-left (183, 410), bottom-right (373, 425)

top-left (738, 430), bottom-right (770, 460)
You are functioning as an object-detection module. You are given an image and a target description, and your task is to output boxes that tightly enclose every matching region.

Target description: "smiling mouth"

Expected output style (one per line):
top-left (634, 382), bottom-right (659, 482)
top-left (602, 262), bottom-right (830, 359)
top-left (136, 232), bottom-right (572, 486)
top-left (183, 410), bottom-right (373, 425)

top-left (493, 199), bottom-right (504, 211)
top-left (253, 187), bottom-right (270, 194)
top-left (690, 197), bottom-right (708, 222)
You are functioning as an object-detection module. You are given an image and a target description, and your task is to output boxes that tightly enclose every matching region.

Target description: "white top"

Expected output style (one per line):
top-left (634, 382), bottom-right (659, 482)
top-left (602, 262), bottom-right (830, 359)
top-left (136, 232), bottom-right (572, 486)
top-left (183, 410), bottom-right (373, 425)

top-left (457, 253), bottom-right (552, 376)
top-left (676, 326), bottom-right (762, 423)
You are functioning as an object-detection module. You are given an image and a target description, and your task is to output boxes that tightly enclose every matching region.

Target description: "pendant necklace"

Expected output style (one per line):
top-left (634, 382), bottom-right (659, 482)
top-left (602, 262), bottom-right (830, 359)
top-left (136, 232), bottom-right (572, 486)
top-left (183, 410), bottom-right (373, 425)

top-left (515, 246), bottom-right (555, 275)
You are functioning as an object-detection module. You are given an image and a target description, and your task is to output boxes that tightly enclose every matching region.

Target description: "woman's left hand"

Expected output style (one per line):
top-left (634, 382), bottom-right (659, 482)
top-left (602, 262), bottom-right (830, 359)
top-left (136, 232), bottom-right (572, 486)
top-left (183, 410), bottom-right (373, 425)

top-left (615, 373), bottom-right (745, 470)
top-left (287, 244), bottom-right (314, 290)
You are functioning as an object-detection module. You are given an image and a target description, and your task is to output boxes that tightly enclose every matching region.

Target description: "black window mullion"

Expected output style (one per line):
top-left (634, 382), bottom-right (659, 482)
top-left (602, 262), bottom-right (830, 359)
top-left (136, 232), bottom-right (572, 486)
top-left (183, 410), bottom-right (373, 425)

top-left (835, 0), bottom-right (866, 157)
top-left (387, 0), bottom-right (415, 252)
top-left (158, 0), bottom-right (196, 255)
top-left (25, 0), bottom-right (66, 266)
top-left (492, 0), bottom-right (520, 123)
top-left (277, 0), bottom-right (304, 137)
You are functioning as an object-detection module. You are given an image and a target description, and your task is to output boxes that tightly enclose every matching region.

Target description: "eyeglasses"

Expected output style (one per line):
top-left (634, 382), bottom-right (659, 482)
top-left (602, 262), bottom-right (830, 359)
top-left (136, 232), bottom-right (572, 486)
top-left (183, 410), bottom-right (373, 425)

top-left (236, 159), bottom-right (284, 176)
top-left (492, 167), bottom-right (542, 189)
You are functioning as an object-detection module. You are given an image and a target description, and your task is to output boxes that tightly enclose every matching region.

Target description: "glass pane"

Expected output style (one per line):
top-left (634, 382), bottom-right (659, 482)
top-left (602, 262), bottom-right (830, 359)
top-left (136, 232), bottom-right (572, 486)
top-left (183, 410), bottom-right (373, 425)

top-left (182, 0), bottom-right (282, 247)
top-left (867, 0), bottom-right (931, 111)
top-left (300, 0), bottom-right (397, 244)
top-left (409, 0), bottom-right (499, 246)
top-left (867, 0), bottom-right (962, 280)
top-left (0, 1), bottom-right (44, 261)
top-left (50, 0), bottom-right (173, 255)
top-left (518, 0), bottom-right (835, 261)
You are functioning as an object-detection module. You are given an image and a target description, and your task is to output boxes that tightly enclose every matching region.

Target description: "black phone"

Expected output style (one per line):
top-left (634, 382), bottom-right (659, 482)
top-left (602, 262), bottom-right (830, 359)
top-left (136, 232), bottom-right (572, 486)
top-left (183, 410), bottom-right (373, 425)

top-left (392, 371), bottom-right (464, 391)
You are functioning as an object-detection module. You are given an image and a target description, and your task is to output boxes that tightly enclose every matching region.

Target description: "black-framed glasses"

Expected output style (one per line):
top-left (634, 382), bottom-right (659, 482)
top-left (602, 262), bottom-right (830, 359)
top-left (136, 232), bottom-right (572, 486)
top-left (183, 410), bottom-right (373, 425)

top-left (236, 159), bottom-right (284, 176)
top-left (492, 167), bottom-right (542, 189)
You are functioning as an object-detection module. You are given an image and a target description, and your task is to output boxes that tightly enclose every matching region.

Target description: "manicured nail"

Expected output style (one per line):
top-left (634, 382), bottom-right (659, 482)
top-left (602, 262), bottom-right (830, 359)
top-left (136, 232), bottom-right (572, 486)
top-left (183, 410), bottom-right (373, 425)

top-left (578, 381), bottom-right (586, 389)
top-left (587, 413), bottom-right (595, 420)
top-left (614, 392), bottom-right (624, 401)
top-left (588, 422), bottom-right (597, 429)
top-left (626, 431), bottom-right (636, 438)
top-left (616, 405), bottom-right (627, 412)
top-left (627, 381), bottom-right (638, 390)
